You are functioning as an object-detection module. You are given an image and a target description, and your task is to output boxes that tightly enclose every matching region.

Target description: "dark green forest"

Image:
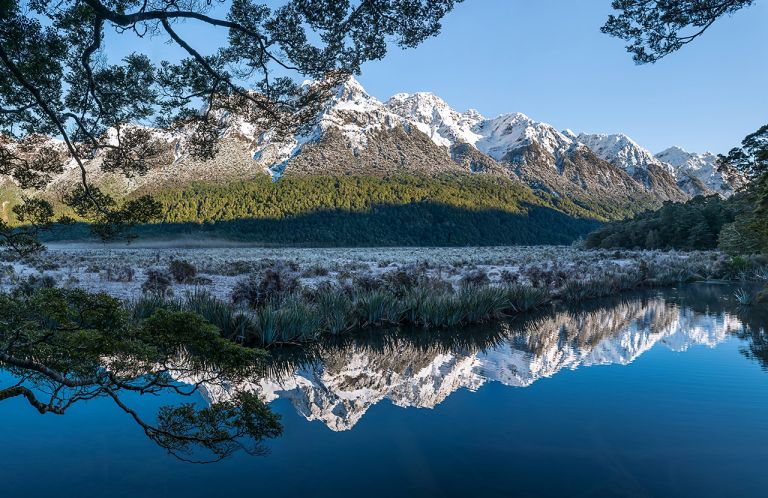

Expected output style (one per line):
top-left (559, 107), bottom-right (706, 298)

top-left (585, 177), bottom-right (768, 253)
top-left (145, 174), bottom-right (635, 223)
top-left (32, 174), bottom-right (624, 246)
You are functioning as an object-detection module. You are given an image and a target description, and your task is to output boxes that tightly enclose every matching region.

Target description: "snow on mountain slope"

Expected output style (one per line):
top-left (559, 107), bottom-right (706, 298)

top-left (474, 112), bottom-right (576, 162)
top-left (577, 132), bottom-right (675, 177)
top-left (252, 77), bottom-right (407, 179)
top-left (656, 146), bottom-right (745, 197)
top-left (385, 92), bottom-right (483, 147)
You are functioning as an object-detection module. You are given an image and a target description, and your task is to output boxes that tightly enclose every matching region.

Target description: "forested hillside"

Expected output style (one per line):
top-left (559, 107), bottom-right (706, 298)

top-left (585, 177), bottom-right (768, 253)
top-left (146, 174), bottom-right (642, 224)
top-left (34, 174), bottom-right (617, 246)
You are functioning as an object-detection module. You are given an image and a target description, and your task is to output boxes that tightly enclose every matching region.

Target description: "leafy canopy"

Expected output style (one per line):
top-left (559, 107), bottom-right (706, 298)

top-left (0, 285), bottom-right (282, 463)
top-left (602, 0), bottom-right (755, 63)
top-left (0, 0), bottom-right (461, 252)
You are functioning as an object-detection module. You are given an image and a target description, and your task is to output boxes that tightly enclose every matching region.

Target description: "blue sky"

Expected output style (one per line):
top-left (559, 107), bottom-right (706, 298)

top-left (106, 0), bottom-right (768, 154)
top-left (356, 0), bottom-right (768, 154)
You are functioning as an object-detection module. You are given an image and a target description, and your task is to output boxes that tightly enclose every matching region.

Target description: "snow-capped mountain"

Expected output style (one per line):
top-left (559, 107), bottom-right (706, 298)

top-left (385, 91), bottom-right (483, 147)
top-left (656, 146), bottom-right (747, 197)
top-left (577, 133), bottom-right (673, 177)
top-left (578, 133), bottom-right (743, 198)
top-left (3, 76), bottom-right (743, 210)
top-left (189, 298), bottom-right (741, 431)
top-left (256, 78), bottom-right (685, 205)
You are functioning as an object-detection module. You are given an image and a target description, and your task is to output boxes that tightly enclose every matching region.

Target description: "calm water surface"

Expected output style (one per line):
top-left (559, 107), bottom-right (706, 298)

top-left (2, 283), bottom-right (768, 497)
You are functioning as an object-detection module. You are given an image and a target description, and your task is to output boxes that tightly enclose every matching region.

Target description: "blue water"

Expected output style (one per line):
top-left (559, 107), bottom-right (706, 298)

top-left (2, 284), bottom-right (767, 497)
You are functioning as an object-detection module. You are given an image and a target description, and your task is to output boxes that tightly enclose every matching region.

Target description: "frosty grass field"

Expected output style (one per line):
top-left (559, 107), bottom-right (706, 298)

top-left (1, 245), bottom-right (753, 302)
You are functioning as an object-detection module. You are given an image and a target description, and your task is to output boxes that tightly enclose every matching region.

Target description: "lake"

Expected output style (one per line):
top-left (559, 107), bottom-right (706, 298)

top-left (2, 283), bottom-right (767, 497)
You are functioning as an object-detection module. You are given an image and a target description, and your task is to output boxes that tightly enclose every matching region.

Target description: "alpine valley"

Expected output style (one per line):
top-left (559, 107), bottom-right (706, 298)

top-left (0, 77), bottom-right (747, 246)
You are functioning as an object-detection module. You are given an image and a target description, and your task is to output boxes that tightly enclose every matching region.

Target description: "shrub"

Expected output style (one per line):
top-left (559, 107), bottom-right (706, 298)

top-left (729, 256), bottom-right (753, 275)
top-left (351, 273), bottom-right (383, 292)
top-left (460, 269), bottom-right (490, 287)
top-left (232, 263), bottom-right (300, 308)
top-left (141, 270), bottom-right (173, 297)
top-left (301, 263), bottom-right (329, 278)
top-left (169, 259), bottom-right (197, 283)
top-left (104, 266), bottom-right (135, 282)
top-left (500, 270), bottom-right (519, 284)
top-left (12, 274), bottom-right (57, 296)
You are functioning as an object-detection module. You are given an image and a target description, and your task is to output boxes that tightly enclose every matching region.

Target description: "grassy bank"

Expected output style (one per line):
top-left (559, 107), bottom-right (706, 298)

top-left (125, 255), bottom-right (768, 347)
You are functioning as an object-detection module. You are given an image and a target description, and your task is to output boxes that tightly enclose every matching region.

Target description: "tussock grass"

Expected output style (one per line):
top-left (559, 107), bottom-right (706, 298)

top-left (117, 251), bottom-right (767, 348)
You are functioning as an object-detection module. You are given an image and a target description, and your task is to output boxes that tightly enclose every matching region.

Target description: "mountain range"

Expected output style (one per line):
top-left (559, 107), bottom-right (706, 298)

top-left (248, 77), bottom-right (744, 199)
top-left (0, 77), bottom-right (748, 233)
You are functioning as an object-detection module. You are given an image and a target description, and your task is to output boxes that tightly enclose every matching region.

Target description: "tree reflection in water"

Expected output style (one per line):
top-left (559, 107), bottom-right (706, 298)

top-left (0, 287), bottom-right (282, 463)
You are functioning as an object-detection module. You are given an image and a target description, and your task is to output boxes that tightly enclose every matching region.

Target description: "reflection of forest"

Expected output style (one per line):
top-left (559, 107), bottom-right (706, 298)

top-left (200, 286), bottom-right (756, 431)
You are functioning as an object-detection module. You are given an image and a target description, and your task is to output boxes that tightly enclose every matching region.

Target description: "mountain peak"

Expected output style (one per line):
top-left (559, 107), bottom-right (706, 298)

top-left (657, 145), bottom-right (688, 156)
top-left (577, 131), bottom-right (671, 176)
top-left (654, 146), bottom-right (743, 196)
top-left (475, 112), bottom-right (574, 160)
top-left (385, 90), bottom-right (483, 148)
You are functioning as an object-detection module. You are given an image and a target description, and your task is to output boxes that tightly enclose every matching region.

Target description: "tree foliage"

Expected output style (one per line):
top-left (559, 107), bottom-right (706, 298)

top-left (0, 0), bottom-right (461, 251)
top-left (584, 194), bottom-right (737, 251)
top-left (602, 0), bottom-right (755, 63)
top-left (34, 174), bottom-right (613, 246)
top-left (0, 285), bottom-right (282, 463)
top-left (721, 124), bottom-right (768, 180)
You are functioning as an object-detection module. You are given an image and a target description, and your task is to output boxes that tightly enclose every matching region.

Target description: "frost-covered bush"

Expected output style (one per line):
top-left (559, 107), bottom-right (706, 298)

top-left (461, 269), bottom-right (490, 287)
top-left (232, 263), bottom-right (300, 308)
top-left (141, 270), bottom-right (173, 297)
top-left (351, 273), bottom-right (383, 293)
top-left (301, 263), bottom-right (329, 278)
top-left (13, 274), bottom-right (58, 294)
top-left (169, 259), bottom-right (197, 284)
top-left (104, 266), bottom-right (135, 283)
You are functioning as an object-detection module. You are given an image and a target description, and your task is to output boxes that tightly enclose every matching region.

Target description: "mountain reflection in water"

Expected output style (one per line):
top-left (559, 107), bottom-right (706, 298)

top-left (192, 284), bottom-right (760, 432)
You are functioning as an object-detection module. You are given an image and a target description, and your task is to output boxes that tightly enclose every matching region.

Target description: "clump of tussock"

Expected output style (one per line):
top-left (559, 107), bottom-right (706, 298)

top-left (169, 259), bottom-right (197, 284)
top-left (315, 286), bottom-right (354, 335)
top-left (141, 270), bottom-right (173, 297)
top-left (255, 298), bottom-right (322, 344)
top-left (231, 262), bottom-right (300, 308)
top-left (184, 289), bottom-right (255, 342)
top-left (504, 284), bottom-right (550, 312)
top-left (354, 290), bottom-right (402, 326)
